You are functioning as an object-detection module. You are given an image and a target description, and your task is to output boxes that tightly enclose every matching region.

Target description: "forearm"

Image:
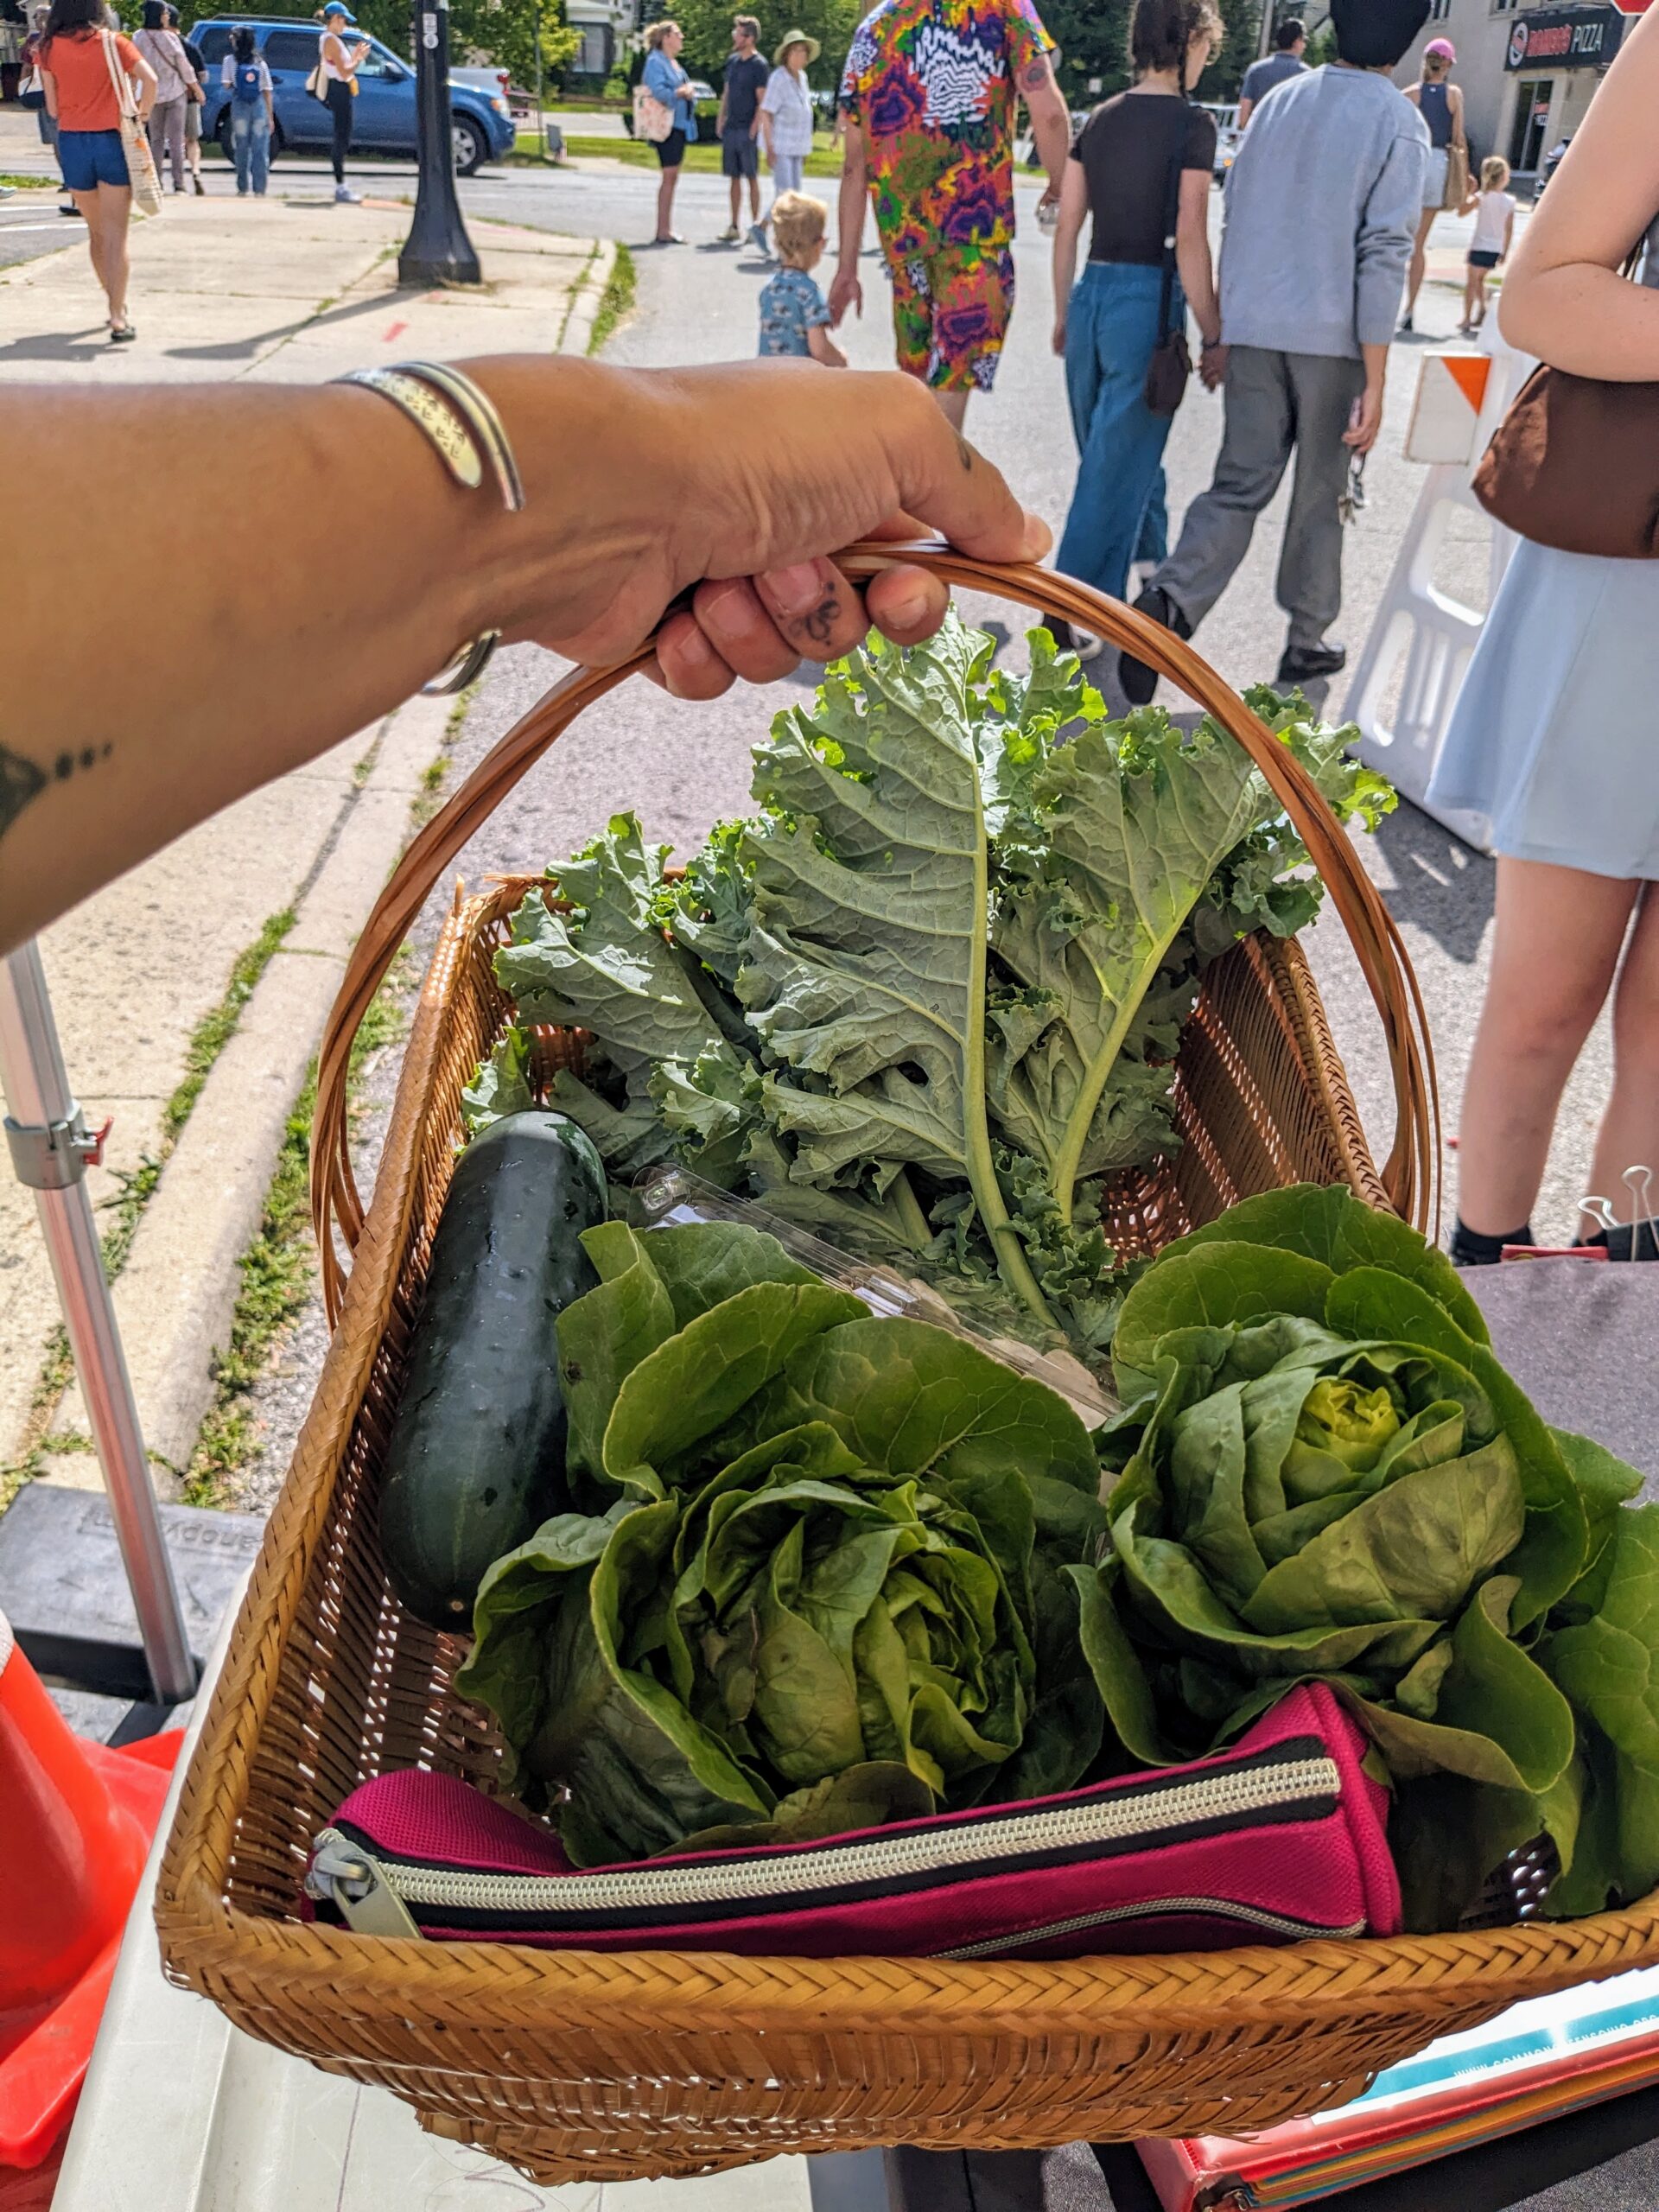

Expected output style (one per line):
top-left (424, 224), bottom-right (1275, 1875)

top-left (1501, 264), bottom-right (1659, 377)
top-left (1052, 215), bottom-right (1081, 316)
top-left (1360, 340), bottom-right (1388, 394)
top-left (1029, 97), bottom-right (1069, 194)
top-left (1, 360), bottom-right (639, 950)
top-left (837, 138), bottom-right (867, 266)
top-left (1175, 237), bottom-right (1219, 345)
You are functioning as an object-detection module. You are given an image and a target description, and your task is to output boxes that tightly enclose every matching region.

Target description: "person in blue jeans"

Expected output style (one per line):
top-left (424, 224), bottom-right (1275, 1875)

top-left (220, 24), bottom-right (271, 195)
top-left (1048, 0), bottom-right (1223, 656)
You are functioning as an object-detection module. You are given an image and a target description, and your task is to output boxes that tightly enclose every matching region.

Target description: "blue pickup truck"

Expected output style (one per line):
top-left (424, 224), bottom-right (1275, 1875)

top-left (191, 16), bottom-right (515, 174)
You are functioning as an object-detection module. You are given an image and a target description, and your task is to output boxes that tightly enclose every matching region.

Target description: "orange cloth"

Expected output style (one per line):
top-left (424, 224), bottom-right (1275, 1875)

top-left (41, 29), bottom-right (141, 133)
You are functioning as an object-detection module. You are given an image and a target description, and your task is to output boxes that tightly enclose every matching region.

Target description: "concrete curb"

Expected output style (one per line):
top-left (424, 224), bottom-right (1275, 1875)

top-left (46, 693), bottom-right (453, 1493)
top-left (558, 238), bottom-right (620, 355)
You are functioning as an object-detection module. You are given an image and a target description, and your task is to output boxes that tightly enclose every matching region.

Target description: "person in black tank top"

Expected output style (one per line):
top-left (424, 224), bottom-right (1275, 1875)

top-left (1049, 0), bottom-right (1223, 639)
top-left (1400, 37), bottom-right (1465, 327)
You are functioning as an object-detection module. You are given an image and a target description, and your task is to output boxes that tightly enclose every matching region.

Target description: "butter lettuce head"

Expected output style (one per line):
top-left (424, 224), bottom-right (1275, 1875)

top-left (455, 1221), bottom-right (1108, 1865)
top-left (1072, 1184), bottom-right (1658, 1930)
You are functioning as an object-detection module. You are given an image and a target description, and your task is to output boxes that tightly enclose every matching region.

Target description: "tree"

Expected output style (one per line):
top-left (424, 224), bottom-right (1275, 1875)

top-left (342, 0), bottom-right (578, 84)
top-left (1041, 0), bottom-right (1131, 99)
top-left (664, 0), bottom-right (866, 89)
top-left (1198, 0), bottom-right (1262, 100)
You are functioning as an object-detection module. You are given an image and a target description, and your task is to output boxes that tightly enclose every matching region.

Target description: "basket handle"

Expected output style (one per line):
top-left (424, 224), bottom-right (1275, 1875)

top-left (310, 545), bottom-right (1439, 1323)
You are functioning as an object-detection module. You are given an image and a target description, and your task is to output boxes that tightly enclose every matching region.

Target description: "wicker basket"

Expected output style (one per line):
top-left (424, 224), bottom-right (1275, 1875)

top-left (156, 555), bottom-right (1659, 2186)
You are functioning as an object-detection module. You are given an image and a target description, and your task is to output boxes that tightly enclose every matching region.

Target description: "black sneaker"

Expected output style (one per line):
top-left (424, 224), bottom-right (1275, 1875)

top-left (1275, 640), bottom-right (1347, 686)
top-left (1118, 586), bottom-right (1190, 707)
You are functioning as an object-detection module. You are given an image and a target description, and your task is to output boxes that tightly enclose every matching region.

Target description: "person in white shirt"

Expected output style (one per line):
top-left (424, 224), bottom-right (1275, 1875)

top-left (1459, 153), bottom-right (1517, 336)
top-left (755, 29), bottom-right (817, 255)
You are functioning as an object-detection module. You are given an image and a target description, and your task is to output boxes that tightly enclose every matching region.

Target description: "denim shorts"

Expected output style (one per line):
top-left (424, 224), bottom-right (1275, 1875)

top-left (57, 127), bottom-right (129, 192)
top-left (721, 126), bottom-right (758, 178)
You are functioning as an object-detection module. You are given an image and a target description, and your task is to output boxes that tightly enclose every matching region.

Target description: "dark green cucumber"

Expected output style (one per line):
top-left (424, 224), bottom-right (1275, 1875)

top-left (378, 1109), bottom-right (607, 1628)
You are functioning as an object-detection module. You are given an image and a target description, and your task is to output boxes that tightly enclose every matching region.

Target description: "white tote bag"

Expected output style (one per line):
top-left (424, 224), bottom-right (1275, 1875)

top-left (632, 79), bottom-right (675, 143)
top-left (103, 29), bottom-right (162, 217)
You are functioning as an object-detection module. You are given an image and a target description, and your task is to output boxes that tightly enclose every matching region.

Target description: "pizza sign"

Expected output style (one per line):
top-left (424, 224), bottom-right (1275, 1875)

top-left (1503, 4), bottom-right (1629, 67)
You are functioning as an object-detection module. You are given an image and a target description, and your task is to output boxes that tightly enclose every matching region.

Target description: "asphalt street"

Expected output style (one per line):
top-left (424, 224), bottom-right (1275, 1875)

top-left (1, 142), bottom-right (1614, 1243)
top-left (442, 157), bottom-right (1611, 1253)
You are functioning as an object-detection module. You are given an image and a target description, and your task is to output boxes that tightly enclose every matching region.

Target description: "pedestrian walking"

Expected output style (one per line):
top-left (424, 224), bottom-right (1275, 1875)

top-left (831, 0), bottom-right (1071, 426)
top-left (1428, 9), bottom-right (1659, 1265)
top-left (39, 0), bottom-right (156, 340)
top-left (1118, 0), bottom-right (1431, 703)
top-left (715, 13), bottom-right (766, 245)
top-left (20, 4), bottom-right (77, 217)
top-left (168, 3), bottom-right (206, 196)
top-left (1399, 35), bottom-right (1465, 332)
top-left (0, 0), bottom-right (25, 104)
top-left (319, 1), bottom-right (367, 205)
top-left (133, 0), bottom-right (189, 195)
top-left (640, 19), bottom-right (698, 245)
top-left (758, 189), bottom-right (845, 364)
top-left (757, 29), bottom-right (817, 252)
top-left (1049, 0), bottom-right (1224, 639)
top-left (1459, 154), bottom-right (1516, 335)
top-left (1236, 14), bottom-right (1306, 130)
top-left (221, 22), bottom-right (271, 195)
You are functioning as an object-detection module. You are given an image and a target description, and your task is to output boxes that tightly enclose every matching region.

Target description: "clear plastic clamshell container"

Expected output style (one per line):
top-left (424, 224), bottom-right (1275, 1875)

top-left (629, 1166), bottom-right (1118, 1432)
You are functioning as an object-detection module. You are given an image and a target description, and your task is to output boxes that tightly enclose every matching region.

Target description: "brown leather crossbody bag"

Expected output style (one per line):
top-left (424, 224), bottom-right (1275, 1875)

top-left (1471, 249), bottom-right (1659, 558)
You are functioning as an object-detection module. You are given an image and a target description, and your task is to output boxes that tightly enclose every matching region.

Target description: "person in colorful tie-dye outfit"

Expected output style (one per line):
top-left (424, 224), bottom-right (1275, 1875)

top-left (830, 0), bottom-right (1071, 424)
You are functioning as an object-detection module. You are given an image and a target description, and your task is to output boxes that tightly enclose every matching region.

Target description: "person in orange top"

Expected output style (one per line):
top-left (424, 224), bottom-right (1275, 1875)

top-left (40, 0), bottom-right (156, 341)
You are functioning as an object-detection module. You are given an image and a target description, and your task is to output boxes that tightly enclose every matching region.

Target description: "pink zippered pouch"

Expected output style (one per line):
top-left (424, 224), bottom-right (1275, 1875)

top-left (304, 1681), bottom-right (1400, 1961)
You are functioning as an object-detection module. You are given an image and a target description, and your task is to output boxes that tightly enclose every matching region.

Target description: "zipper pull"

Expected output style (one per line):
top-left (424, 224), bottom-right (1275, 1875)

top-left (305, 1828), bottom-right (423, 1939)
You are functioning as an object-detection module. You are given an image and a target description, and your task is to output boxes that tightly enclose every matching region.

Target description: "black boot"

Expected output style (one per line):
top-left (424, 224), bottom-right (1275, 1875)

top-left (1118, 586), bottom-right (1192, 708)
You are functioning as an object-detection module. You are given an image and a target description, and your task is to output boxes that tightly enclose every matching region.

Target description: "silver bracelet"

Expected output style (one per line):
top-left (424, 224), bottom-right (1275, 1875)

top-left (335, 361), bottom-right (524, 696)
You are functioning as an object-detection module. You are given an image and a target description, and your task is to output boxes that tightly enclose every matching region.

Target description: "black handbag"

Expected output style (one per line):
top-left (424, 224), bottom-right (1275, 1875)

top-left (1144, 105), bottom-right (1192, 419)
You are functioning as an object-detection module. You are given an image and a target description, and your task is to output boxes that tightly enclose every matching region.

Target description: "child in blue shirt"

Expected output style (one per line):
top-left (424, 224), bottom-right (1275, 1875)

top-left (757, 193), bottom-right (846, 365)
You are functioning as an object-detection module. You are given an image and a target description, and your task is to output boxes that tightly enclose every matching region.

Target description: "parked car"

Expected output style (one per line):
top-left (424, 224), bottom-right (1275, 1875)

top-left (191, 16), bottom-right (515, 174)
top-left (1197, 99), bottom-right (1241, 181)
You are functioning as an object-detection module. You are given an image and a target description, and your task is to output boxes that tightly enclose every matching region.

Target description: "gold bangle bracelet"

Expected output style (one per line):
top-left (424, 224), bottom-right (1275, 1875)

top-left (336, 361), bottom-right (524, 696)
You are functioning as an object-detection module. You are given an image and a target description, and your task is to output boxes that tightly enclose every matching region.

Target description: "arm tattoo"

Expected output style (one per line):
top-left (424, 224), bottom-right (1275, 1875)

top-left (0, 741), bottom-right (111, 845)
top-left (1020, 57), bottom-right (1050, 90)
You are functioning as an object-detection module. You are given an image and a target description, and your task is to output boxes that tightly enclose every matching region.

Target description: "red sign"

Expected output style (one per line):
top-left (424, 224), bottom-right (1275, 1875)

top-left (1611, 0), bottom-right (1652, 15)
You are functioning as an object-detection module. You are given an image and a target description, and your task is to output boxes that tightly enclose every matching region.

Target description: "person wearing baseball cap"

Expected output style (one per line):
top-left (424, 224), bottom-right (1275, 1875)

top-left (1400, 32), bottom-right (1466, 328)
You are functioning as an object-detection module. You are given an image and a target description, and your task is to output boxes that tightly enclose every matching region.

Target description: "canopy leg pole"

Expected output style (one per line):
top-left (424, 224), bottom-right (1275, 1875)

top-left (0, 942), bottom-right (196, 1706)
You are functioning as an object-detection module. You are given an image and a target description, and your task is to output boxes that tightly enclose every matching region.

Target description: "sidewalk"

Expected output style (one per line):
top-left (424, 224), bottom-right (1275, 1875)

top-left (0, 193), bottom-right (609, 1483)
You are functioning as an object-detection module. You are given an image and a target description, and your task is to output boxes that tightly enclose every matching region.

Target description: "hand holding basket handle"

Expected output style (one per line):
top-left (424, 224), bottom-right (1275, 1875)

top-left (311, 549), bottom-right (1439, 1319)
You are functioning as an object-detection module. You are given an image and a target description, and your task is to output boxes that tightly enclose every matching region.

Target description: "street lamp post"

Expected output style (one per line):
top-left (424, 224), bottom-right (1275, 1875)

top-left (399, 0), bottom-right (482, 287)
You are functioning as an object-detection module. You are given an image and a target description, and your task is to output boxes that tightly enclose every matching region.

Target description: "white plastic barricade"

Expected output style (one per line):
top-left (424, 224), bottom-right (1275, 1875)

top-left (1345, 330), bottom-right (1535, 848)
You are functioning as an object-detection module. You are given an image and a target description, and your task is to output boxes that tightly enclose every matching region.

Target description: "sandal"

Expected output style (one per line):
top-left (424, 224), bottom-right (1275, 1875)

top-left (109, 321), bottom-right (136, 343)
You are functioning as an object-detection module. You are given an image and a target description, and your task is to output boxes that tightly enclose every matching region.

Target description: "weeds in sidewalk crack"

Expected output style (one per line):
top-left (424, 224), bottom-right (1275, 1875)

top-left (0, 906), bottom-right (296, 1508)
top-left (588, 244), bottom-right (635, 353)
top-left (182, 948), bottom-right (416, 1507)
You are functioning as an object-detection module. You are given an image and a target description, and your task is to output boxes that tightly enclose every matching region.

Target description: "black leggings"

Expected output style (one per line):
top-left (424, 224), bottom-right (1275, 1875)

top-left (326, 77), bottom-right (353, 183)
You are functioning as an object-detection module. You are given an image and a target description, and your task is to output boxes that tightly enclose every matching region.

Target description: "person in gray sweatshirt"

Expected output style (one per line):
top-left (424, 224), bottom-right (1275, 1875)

top-left (1120, 0), bottom-right (1431, 701)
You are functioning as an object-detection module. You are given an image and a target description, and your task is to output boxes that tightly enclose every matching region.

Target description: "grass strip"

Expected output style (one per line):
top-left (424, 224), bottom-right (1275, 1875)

top-left (0, 908), bottom-right (297, 1507)
top-left (588, 241), bottom-right (636, 353)
top-left (556, 132), bottom-right (843, 179)
top-left (183, 952), bottom-right (415, 1507)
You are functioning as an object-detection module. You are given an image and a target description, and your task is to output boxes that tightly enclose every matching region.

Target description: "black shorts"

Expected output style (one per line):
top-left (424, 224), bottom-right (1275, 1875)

top-left (1468, 248), bottom-right (1501, 270)
top-left (654, 127), bottom-right (686, 168)
top-left (721, 126), bottom-right (759, 179)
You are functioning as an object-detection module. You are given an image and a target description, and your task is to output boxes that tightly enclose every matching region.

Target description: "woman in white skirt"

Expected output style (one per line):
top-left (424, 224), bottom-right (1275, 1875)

top-left (1428, 14), bottom-right (1659, 1264)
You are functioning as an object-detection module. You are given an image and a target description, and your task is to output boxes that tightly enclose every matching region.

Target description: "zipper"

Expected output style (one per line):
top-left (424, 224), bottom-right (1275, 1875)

top-left (936, 1896), bottom-right (1367, 1961)
top-left (306, 1751), bottom-right (1340, 1933)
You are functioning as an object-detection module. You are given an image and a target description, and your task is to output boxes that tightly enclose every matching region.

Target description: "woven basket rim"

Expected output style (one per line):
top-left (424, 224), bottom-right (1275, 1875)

top-left (156, 888), bottom-right (1659, 2058)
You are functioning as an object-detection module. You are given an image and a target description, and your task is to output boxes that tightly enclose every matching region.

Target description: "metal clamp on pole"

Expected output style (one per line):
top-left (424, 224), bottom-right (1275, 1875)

top-left (0, 943), bottom-right (195, 1706)
top-left (4, 1102), bottom-right (111, 1192)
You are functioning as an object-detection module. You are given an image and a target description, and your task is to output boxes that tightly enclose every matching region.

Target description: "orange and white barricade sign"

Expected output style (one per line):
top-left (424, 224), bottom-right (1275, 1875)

top-left (1348, 332), bottom-right (1533, 847)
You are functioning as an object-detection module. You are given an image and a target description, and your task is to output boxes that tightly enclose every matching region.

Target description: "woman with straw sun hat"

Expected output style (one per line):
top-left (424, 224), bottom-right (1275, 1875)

top-left (757, 27), bottom-right (819, 253)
